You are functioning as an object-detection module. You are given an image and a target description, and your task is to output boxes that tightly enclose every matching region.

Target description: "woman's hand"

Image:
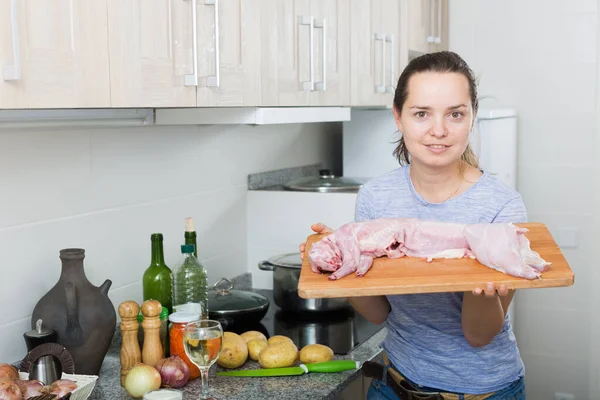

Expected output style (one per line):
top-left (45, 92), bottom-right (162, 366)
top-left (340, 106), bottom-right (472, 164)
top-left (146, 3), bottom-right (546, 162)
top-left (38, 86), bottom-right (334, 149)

top-left (299, 223), bottom-right (333, 259)
top-left (471, 282), bottom-right (509, 297)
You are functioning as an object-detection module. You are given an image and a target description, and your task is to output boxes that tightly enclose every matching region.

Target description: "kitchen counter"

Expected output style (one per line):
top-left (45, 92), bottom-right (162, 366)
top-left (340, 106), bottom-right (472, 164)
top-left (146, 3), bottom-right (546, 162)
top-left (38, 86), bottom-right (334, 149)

top-left (88, 288), bottom-right (387, 400)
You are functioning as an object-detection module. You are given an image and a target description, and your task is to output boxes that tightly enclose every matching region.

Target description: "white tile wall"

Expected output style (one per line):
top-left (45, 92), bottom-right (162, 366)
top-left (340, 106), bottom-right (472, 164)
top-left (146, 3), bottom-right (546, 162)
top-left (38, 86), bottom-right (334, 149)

top-left (0, 121), bottom-right (341, 364)
top-left (450, 1), bottom-right (597, 398)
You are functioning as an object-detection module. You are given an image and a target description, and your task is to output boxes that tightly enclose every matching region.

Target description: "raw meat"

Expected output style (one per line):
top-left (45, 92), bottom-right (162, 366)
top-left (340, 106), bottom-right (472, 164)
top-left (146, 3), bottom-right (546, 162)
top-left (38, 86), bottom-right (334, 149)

top-left (307, 218), bottom-right (551, 280)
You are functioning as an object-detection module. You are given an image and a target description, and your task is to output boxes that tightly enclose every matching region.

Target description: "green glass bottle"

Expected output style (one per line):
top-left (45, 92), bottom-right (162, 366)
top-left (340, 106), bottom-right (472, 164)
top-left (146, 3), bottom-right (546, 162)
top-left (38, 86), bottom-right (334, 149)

top-left (143, 233), bottom-right (173, 314)
top-left (184, 217), bottom-right (198, 258)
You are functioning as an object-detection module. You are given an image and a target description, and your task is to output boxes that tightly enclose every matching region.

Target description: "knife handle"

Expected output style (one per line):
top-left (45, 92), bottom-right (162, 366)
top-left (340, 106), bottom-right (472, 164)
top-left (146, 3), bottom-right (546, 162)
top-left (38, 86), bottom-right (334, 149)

top-left (305, 360), bottom-right (360, 373)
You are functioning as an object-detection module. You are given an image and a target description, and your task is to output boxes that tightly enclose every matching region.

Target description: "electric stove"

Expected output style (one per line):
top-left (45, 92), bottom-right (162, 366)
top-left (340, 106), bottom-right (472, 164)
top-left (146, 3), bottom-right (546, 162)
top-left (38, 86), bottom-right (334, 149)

top-left (226, 289), bottom-right (384, 355)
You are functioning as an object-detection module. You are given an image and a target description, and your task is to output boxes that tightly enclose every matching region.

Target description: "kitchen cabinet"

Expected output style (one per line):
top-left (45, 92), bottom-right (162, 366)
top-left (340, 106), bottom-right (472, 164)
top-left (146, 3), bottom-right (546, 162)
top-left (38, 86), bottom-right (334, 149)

top-left (0, 0), bottom-right (111, 109)
top-left (107, 0), bottom-right (260, 108)
top-left (259, 0), bottom-right (350, 106)
top-left (350, 0), bottom-right (407, 107)
top-left (408, 0), bottom-right (448, 55)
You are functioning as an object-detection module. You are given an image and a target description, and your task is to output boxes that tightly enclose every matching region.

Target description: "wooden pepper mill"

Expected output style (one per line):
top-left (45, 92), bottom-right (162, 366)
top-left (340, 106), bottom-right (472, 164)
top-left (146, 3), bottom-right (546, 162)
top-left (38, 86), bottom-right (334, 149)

top-left (141, 299), bottom-right (164, 367)
top-left (118, 301), bottom-right (141, 386)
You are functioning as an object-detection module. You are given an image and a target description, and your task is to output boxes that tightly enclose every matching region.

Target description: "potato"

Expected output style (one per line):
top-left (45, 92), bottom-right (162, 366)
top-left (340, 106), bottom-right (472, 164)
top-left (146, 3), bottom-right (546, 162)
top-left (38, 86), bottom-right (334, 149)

top-left (258, 341), bottom-right (299, 369)
top-left (217, 331), bottom-right (248, 369)
top-left (247, 338), bottom-right (269, 361)
top-left (299, 344), bottom-right (334, 364)
top-left (240, 330), bottom-right (267, 344)
top-left (267, 335), bottom-right (294, 346)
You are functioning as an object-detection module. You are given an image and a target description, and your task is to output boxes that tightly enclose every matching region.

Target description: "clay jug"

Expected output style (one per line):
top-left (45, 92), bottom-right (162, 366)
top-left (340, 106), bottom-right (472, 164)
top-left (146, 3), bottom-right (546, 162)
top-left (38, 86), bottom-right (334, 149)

top-left (31, 248), bottom-right (116, 375)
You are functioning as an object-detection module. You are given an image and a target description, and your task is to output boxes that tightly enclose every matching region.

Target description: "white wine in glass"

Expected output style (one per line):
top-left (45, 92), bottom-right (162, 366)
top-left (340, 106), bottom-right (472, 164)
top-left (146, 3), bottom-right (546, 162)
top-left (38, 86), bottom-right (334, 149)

top-left (183, 320), bottom-right (223, 399)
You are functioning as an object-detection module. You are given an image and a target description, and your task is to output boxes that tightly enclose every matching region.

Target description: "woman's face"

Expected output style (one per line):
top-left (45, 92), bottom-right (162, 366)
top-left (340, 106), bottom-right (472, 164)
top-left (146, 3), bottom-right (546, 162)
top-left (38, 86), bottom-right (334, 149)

top-left (394, 71), bottom-right (475, 169)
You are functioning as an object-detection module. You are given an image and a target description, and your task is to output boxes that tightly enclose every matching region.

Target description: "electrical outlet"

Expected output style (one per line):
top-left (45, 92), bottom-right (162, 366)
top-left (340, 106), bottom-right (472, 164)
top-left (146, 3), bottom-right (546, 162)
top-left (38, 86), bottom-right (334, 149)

top-left (554, 393), bottom-right (575, 400)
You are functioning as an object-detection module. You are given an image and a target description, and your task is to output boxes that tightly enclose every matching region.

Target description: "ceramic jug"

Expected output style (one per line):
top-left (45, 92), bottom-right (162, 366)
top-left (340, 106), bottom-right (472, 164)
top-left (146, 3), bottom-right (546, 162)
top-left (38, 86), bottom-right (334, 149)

top-left (31, 248), bottom-right (116, 375)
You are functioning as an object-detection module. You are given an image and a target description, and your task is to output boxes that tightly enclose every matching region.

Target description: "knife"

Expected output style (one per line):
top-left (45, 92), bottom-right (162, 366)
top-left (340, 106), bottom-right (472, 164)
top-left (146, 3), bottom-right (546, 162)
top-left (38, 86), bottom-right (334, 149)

top-left (216, 360), bottom-right (361, 377)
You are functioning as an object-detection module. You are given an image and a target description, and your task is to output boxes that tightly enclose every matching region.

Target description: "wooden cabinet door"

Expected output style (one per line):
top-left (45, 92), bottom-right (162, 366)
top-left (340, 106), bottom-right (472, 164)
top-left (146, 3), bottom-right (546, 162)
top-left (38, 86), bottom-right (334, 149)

top-left (349, 0), bottom-right (385, 106)
top-left (380, 0), bottom-right (407, 106)
top-left (260, 0), bottom-right (312, 106)
top-left (430, 0), bottom-right (449, 52)
top-left (0, 0), bottom-right (111, 108)
top-left (408, 0), bottom-right (431, 54)
top-left (309, 0), bottom-right (350, 106)
top-left (196, 0), bottom-right (261, 106)
top-left (106, 0), bottom-right (196, 107)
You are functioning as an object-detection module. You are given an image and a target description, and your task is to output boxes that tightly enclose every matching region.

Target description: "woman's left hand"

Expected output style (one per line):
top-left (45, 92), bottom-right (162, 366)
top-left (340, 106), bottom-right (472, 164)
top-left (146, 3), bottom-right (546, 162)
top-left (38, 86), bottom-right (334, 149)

top-left (472, 282), bottom-right (509, 297)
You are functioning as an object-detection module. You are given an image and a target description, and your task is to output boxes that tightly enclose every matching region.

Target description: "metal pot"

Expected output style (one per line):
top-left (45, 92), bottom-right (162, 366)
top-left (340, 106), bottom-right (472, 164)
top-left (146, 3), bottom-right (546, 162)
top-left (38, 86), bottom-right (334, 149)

top-left (258, 253), bottom-right (350, 313)
top-left (207, 278), bottom-right (270, 331)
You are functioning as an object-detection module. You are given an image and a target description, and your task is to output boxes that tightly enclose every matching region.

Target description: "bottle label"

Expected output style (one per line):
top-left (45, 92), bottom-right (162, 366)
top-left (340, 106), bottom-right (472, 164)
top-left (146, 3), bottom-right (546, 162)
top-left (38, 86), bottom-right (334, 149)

top-left (173, 302), bottom-right (203, 316)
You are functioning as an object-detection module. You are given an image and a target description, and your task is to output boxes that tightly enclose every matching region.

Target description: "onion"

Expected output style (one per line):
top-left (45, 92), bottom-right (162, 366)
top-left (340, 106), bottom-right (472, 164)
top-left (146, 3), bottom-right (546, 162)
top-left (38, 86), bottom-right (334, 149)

top-left (0, 365), bottom-right (18, 381)
top-left (14, 380), bottom-right (43, 398)
top-left (154, 356), bottom-right (189, 389)
top-left (41, 379), bottom-right (77, 398)
top-left (0, 379), bottom-right (22, 400)
top-left (124, 363), bottom-right (162, 399)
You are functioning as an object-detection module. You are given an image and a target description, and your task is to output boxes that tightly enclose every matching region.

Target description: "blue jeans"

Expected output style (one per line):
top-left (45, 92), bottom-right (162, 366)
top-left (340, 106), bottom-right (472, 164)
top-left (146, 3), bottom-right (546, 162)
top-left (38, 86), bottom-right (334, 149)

top-left (367, 375), bottom-right (526, 400)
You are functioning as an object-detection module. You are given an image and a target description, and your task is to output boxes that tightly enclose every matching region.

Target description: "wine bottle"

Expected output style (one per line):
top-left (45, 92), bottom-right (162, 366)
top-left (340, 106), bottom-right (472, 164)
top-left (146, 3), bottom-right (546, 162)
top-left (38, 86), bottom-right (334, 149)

top-left (142, 233), bottom-right (173, 314)
top-left (184, 217), bottom-right (198, 258)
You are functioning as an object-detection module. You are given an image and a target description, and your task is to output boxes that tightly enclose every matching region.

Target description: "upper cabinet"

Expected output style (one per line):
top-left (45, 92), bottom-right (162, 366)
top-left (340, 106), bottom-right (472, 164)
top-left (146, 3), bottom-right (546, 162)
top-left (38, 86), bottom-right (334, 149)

top-left (259, 0), bottom-right (350, 107)
top-left (408, 0), bottom-right (448, 55)
top-left (350, 0), bottom-right (407, 107)
top-left (0, 0), bottom-right (111, 109)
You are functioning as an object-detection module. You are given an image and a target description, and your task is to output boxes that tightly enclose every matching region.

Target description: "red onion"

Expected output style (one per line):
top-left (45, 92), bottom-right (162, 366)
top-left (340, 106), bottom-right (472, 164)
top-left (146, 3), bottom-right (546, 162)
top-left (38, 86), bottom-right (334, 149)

top-left (0, 379), bottom-right (22, 400)
top-left (0, 365), bottom-right (18, 381)
top-left (154, 356), bottom-right (190, 389)
top-left (15, 380), bottom-right (43, 398)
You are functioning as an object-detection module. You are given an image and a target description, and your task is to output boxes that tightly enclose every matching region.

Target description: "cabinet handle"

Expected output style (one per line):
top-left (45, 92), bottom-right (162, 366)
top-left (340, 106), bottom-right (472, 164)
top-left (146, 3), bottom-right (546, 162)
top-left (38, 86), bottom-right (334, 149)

top-left (3, 0), bottom-right (20, 81)
top-left (205, 0), bottom-right (220, 87)
top-left (385, 34), bottom-right (394, 93)
top-left (435, 0), bottom-right (442, 44)
top-left (184, 0), bottom-right (199, 86)
top-left (374, 33), bottom-right (385, 93)
top-left (426, 0), bottom-right (435, 44)
top-left (314, 18), bottom-right (326, 92)
top-left (299, 16), bottom-right (314, 91)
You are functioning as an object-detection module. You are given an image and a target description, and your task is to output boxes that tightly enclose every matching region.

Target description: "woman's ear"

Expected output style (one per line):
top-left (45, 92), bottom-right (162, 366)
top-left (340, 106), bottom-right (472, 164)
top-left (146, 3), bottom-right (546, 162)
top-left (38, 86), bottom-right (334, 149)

top-left (392, 106), bottom-right (404, 133)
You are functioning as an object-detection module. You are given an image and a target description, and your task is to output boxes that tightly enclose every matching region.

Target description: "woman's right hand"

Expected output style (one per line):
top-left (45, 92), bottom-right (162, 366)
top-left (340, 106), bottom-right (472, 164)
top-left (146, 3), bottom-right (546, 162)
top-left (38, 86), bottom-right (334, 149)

top-left (299, 223), bottom-right (333, 259)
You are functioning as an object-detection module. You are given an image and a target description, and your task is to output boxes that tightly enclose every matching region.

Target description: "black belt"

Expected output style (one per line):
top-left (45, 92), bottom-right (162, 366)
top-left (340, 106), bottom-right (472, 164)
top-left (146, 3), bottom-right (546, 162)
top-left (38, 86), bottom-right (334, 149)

top-left (362, 360), bottom-right (444, 400)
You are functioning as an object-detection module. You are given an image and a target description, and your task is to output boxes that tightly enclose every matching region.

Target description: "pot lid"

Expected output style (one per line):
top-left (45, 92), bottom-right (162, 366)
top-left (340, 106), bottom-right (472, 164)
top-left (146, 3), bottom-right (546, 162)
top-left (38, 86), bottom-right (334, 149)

top-left (208, 278), bottom-right (270, 315)
top-left (268, 252), bottom-right (303, 269)
top-left (283, 169), bottom-right (363, 192)
top-left (24, 319), bottom-right (54, 338)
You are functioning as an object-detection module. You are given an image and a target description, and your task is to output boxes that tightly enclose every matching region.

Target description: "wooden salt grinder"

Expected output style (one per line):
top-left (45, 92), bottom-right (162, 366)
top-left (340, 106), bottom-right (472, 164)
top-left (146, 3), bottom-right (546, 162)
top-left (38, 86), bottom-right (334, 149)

top-left (118, 300), bottom-right (141, 386)
top-left (141, 299), bottom-right (164, 366)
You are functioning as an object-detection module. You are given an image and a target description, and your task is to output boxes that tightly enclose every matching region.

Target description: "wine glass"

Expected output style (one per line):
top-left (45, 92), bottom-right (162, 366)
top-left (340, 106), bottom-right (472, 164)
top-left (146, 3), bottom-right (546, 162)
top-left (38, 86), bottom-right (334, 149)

top-left (183, 320), bottom-right (223, 399)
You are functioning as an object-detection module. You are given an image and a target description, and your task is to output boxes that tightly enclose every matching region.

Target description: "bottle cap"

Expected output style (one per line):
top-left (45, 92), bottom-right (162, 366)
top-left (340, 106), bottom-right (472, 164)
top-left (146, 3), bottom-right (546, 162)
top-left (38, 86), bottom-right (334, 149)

top-left (181, 244), bottom-right (195, 254)
top-left (168, 311), bottom-right (201, 324)
top-left (160, 306), bottom-right (169, 321)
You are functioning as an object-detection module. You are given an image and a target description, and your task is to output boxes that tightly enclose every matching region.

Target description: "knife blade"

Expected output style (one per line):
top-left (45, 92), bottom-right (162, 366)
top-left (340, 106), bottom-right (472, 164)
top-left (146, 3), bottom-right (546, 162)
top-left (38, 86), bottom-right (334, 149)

top-left (216, 360), bottom-right (361, 377)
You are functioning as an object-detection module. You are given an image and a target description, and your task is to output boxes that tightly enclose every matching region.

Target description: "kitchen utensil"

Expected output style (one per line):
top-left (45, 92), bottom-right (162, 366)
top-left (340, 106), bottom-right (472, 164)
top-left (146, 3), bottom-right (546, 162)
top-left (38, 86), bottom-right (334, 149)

top-left (31, 248), bottom-right (116, 375)
top-left (283, 169), bottom-right (363, 193)
top-left (29, 354), bottom-right (62, 385)
top-left (298, 223), bottom-right (576, 299)
top-left (216, 360), bottom-right (360, 377)
top-left (118, 300), bottom-right (142, 386)
top-left (258, 253), bottom-right (350, 313)
top-left (207, 278), bottom-right (270, 329)
top-left (24, 319), bottom-right (58, 352)
top-left (19, 342), bottom-right (75, 377)
top-left (141, 300), bottom-right (163, 367)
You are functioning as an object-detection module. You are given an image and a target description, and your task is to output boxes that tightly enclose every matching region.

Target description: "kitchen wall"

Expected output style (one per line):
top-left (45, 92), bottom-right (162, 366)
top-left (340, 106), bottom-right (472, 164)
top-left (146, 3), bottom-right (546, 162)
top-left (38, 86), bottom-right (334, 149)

top-left (449, 1), bottom-right (597, 399)
top-left (0, 121), bottom-right (341, 364)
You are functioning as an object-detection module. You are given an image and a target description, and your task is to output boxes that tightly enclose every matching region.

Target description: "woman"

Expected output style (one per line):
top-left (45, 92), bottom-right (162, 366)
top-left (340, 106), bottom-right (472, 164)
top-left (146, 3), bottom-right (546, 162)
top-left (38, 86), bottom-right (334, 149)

top-left (299, 51), bottom-right (527, 399)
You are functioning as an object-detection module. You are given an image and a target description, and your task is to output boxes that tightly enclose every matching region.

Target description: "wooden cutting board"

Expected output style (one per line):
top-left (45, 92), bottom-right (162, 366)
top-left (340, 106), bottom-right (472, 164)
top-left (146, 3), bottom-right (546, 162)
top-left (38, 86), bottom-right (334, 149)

top-left (297, 222), bottom-right (575, 299)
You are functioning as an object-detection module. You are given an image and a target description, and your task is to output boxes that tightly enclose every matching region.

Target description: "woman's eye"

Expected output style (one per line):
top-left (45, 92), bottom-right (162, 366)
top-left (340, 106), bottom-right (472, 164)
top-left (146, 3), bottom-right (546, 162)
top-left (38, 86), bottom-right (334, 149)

top-left (450, 111), bottom-right (463, 119)
top-left (415, 111), bottom-right (427, 118)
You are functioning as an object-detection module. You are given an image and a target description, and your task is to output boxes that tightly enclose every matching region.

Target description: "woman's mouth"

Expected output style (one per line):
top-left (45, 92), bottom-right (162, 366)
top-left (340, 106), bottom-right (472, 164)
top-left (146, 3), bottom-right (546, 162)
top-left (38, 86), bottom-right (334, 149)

top-left (425, 144), bottom-right (450, 154)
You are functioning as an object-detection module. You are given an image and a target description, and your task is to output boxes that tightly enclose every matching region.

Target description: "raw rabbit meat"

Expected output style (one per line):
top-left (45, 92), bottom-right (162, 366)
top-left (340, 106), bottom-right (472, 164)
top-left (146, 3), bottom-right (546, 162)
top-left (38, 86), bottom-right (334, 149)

top-left (307, 218), bottom-right (551, 280)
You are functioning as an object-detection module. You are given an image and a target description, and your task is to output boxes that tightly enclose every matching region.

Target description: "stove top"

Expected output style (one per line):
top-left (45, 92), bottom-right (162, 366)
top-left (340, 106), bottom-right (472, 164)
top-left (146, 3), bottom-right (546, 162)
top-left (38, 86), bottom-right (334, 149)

top-left (225, 289), bottom-right (383, 355)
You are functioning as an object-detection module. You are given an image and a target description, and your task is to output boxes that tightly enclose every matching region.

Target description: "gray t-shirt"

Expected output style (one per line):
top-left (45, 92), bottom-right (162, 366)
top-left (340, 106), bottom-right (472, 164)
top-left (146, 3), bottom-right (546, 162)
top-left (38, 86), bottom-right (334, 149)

top-left (355, 165), bottom-right (527, 394)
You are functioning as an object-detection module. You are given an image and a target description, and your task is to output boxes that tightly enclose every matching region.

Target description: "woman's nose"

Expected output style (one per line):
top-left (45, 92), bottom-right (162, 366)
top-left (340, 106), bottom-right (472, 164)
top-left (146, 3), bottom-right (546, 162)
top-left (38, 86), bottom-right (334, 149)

top-left (430, 117), bottom-right (447, 138)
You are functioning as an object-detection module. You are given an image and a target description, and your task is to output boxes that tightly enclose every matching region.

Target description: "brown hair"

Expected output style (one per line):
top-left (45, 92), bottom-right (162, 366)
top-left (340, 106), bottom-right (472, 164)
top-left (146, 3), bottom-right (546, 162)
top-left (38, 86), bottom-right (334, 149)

top-left (392, 51), bottom-right (479, 169)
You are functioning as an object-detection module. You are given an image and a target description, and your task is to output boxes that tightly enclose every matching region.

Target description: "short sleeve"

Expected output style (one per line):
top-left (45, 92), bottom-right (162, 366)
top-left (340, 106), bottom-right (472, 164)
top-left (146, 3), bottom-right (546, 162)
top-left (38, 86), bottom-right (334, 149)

top-left (492, 197), bottom-right (528, 223)
top-left (355, 185), bottom-right (375, 222)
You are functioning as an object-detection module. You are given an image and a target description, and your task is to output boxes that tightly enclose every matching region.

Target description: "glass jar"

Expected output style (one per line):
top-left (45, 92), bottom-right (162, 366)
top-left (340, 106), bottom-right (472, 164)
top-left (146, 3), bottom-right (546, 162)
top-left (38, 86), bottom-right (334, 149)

top-left (169, 311), bottom-right (201, 380)
top-left (138, 306), bottom-right (170, 357)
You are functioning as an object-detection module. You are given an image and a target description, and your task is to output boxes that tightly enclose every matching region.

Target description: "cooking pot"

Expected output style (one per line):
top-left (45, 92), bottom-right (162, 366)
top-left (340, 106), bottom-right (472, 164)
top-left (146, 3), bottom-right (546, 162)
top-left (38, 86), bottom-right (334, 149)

top-left (283, 169), bottom-right (363, 193)
top-left (207, 278), bottom-right (270, 331)
top-left (258, 252), bottom-right (350, 313)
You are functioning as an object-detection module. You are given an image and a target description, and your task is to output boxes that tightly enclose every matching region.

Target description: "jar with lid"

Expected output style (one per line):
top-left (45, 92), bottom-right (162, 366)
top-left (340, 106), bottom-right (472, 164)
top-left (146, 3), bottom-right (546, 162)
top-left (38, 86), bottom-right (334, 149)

top-left (169, 311), bottom-right (200, 380)
top-left (138, 306), bottom-right (170, 358)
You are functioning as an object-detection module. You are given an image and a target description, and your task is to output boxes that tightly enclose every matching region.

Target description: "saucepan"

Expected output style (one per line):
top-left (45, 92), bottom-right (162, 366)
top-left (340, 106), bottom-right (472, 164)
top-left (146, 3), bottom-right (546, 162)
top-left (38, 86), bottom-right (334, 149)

top-left (258, 252), bottom-right (350, 313)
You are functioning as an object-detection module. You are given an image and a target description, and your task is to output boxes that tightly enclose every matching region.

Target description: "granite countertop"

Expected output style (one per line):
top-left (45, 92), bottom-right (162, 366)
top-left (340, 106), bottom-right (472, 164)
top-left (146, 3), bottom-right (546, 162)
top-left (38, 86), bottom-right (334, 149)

top-left (88, 291), bottom-right (387, 400)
